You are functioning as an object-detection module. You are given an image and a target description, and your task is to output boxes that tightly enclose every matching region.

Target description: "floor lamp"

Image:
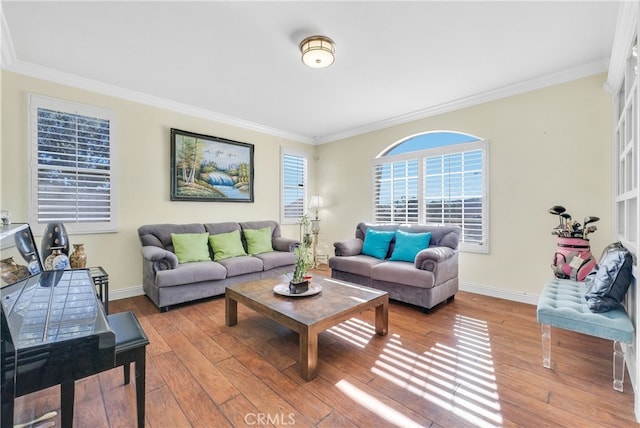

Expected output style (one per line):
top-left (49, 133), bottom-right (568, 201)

top-left (308, 196), bottom-right (323, 268)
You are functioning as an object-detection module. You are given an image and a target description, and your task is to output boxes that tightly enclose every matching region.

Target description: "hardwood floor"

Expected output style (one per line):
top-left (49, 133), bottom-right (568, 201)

top-left (13, 278), bottom-right (639, 427)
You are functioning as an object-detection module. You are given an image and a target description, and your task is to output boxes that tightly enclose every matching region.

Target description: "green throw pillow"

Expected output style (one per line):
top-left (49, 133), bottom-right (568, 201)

top-left (171, 233), bottom-right (211, 263)
top-left (361, 228), bottom-right (396, 259)
top-left (243, 226), bottom-right (273, 255)
top-left (209, 230), bottom-right (247, 261)
top-left (389, 230), bottom-right (431, 262)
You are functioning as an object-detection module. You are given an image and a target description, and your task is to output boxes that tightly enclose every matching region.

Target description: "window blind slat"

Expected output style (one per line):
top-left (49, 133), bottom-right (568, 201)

top-left (282, 153), bottom-right (307, 221)
top-left (374, 134), bottom-right (487, 249)
top-left (31, 96), bottom-right (116, 231)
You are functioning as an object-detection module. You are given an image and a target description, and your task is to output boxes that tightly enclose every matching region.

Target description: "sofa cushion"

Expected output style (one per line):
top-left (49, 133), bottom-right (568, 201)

top-left (371, 261), bottom-right (435, 288)
top-left (362, 229), bottom-right (395, 259)
top-left (209, 230), bottom-right (247, 261)
top-left (244, 226), bottom-right (274, 255)
top-left (329, 254), bottom-right (385, 277)
top-left (171, 233), bottom-right (211, 263)
top-left (217, 256), bottom-right (264, 277)
top-left (389, 230), bottom-right (431, 262)
top-left (138, 223), bottom-right (206, 252)
top-left (254, 251), bottom-right (297, 271)
top-left (203, 222), bottom-right (241, 235)
top-left (156, 261), bottom-right (227, 287)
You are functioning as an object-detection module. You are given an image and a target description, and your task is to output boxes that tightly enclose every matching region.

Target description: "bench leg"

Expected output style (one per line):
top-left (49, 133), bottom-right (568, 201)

top-left (541, 324), bottom-right (551, 368)
top-left (613, 340), bottom-right (626, 392)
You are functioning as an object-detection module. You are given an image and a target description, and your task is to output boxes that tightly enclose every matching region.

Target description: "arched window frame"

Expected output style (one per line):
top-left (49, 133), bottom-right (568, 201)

top-left (372, 131), bottom-right (489, 254)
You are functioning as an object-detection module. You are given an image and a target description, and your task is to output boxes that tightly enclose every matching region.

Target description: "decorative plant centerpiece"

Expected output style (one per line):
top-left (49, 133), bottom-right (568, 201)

top-left (290, 214), bottom-right (313, 294)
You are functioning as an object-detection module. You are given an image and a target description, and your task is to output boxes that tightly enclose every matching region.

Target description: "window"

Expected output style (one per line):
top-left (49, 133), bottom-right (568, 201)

top-left (373, 131), bottom-right (489, 253)
top-left (281, 149), bottom-right (308, 224)
top-left (614, 37), bottom-right (639, 253)
top-left (28, 95), bottom-right (118, 234)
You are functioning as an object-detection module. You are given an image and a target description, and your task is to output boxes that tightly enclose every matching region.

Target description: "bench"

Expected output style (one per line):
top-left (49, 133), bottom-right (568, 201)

top-left (536, 278), bottom-right (634, 392)
top-left (61, 311), bottom-right (149, 427)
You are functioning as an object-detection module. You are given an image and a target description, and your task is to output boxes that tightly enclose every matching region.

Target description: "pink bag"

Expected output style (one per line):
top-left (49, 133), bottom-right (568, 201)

top-left (552, 237), bottom-right (596, 281)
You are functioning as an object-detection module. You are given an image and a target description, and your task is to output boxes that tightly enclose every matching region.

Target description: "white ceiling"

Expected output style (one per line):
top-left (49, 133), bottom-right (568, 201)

top-left (1, 1), bottom-right (620, 144)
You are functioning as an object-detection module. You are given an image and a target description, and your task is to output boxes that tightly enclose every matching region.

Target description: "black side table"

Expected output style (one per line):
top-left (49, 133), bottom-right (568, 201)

top-left (89, 266), bottom-right (109, 314)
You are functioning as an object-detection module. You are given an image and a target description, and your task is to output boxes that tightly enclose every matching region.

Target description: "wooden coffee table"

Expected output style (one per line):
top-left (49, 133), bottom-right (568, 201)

top-left (225, 275), bottom-right (389, 381)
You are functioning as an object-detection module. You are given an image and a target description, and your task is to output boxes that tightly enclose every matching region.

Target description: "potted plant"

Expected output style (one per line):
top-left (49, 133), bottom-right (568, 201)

top-left (290, 214), bottom-right (313, 294)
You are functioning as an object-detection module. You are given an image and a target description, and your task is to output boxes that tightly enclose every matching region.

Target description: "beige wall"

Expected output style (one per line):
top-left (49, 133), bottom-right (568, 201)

top-left (317, 73), bottom-right (613, 297)
top-left (1, 71), bottom-right (315, 293)
top-left (1, 71), bottom-right (613, 300)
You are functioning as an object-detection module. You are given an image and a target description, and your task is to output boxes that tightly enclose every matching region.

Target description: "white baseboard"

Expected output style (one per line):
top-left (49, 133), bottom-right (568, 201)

top-left (459, 281), bottom-right (539, 306)
top-left (108, 282), bottom-right (538, 305)
top-left (109, 284), bottom-right (145, 301)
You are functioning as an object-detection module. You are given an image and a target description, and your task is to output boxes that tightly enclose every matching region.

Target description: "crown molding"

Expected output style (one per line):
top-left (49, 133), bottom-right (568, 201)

top-left (2, 4), bottom-right (610, 148)
top-left (1, 4), bottom-right (17, 69)
top-left (2, 57), bottom-right (315, 145)
top-left (605, 0), bottom-right (638, 94)
top-left (316, 58), bottom-right (610, 144)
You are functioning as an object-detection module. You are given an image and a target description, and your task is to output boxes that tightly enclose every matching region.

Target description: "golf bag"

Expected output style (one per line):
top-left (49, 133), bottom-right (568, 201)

top-left (552, 237), bottom-right (596, 281)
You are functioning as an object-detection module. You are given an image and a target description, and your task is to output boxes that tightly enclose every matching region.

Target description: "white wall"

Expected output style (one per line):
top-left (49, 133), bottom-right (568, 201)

top-left (317, 74), bottom-right (613, 300)
top-left (1, 71), bottom-right (316, 294)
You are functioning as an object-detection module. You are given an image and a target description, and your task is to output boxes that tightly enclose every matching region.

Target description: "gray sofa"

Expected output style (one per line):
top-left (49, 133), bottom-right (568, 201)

top-left (329, 222), bottom-right (460, 312)
top-left (138, 220), bottom-right (299, 311)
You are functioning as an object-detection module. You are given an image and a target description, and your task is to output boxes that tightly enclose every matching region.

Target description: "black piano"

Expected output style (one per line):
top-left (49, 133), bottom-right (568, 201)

top-left (1, 225), bottom-right (115, 428)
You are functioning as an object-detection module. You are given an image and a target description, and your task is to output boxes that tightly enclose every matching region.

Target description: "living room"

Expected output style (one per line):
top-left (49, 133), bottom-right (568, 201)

top-left (1, 1), bottom-right (639, 426)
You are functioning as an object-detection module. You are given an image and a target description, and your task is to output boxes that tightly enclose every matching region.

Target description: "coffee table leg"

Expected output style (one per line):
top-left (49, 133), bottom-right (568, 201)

top-left (375, 300), bottom-right (388, 335)
top-left (225, 294), bottom-right (238, 326)
top-left (300, 329), bottom-right (318, 381)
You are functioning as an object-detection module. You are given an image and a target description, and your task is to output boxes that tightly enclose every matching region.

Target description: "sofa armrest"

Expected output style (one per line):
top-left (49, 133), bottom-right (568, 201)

top-left (334, 238), bottom-right (364, 256)
top-left (141, 246), bottom-right (179, 271)
top-left (415, 247), bottom-right (454, 270)
top-left (415, 247), bottom-right (458, 284)
top-left (272, 237), bottom-right (300, 252)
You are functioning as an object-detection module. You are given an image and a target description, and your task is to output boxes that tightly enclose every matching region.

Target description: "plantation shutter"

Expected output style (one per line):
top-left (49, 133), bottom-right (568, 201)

top-left (424, 149), bottom-right (484, 244)
top-left (373, 159), bottom-right (419, 223)
top-left (282, 151), bottom-right (307, 223)
top-left (29, 95), bottom-right (117, 233)
top-left (372, 135), bottom-right (487, 253)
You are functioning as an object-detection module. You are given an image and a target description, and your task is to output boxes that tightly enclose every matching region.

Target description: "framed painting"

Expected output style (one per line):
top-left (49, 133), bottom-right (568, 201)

top-left (170, 128), bottom-right (254, 202)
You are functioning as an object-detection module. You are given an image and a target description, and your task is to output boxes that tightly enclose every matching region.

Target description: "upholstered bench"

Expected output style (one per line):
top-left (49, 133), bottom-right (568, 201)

top-left (60, 311), bottom-right (149, 427)
top-left (536, 278), bottom-right (634, 392)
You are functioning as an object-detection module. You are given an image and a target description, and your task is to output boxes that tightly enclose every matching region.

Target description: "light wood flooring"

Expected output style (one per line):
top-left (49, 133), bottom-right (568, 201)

top-left (13, 274), bottom-right (639, 427)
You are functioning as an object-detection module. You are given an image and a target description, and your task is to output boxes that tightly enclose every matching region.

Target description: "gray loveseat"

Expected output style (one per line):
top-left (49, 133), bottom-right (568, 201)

top-left (329, 222), bottom-right (460, 312)
top-left (138, 220), bottom-right (299, 311)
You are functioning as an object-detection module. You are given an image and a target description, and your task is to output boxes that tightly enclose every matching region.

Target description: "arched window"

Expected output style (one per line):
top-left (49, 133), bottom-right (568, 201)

top-left (373, 131), bottom-right (489, 253)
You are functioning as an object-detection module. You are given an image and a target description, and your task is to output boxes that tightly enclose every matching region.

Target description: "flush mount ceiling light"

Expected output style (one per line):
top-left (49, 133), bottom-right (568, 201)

top-left (300, 35), bottom-right (335, 68)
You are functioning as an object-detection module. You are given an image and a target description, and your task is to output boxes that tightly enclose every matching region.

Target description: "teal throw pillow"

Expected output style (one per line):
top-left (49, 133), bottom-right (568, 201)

top-left (389, 230), bottom-right (431, 262)
top-left (362, 229), bottom-right (396, 259)
top-left (208, 230), bottom-right (247, 261)
top-left (171, 232), bottom-right (211, 263)
top-left (243, 226), bottom-right (273, 255)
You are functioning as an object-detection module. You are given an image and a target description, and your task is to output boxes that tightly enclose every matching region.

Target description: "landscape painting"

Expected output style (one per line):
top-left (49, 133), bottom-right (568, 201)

top-left (170, 128), bottom-right (254, 202)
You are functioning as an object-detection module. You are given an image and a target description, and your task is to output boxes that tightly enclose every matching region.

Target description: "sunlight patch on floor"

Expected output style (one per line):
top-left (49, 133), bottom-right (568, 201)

top-left (335, 379), bottom-right (425, 428)
top-left (327, 318), bottom-right (375, 348)
top-left (372, 314), bottom-right (503, 427)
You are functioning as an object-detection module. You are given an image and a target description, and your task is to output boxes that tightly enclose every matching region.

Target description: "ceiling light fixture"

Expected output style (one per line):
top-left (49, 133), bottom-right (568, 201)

top-left (300, 35), bottom-right (335, 68)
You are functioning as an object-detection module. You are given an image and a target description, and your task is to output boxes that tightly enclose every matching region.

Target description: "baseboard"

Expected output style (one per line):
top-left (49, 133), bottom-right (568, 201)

top-left (109, 284), bottom-right (145, 301)
top-left (109, 282), bottom-right (538, 305)
top-left (459, 281), bottom-right (539, 305)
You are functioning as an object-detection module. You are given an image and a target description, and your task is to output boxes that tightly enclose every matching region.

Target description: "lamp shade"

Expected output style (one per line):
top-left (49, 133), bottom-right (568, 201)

top-left (308, 196), bottom-right (324, 211)
top-left (300, 36), bottom-right (335, 68)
